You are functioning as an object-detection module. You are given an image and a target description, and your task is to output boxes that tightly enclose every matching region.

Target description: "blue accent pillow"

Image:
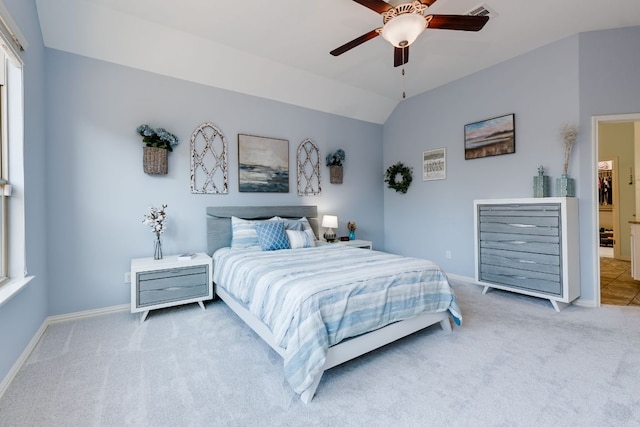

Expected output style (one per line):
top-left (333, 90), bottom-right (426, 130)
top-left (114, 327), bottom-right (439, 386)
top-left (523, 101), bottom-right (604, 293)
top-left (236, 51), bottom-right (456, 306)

top-left (255, 221), bottom-right (291, 251)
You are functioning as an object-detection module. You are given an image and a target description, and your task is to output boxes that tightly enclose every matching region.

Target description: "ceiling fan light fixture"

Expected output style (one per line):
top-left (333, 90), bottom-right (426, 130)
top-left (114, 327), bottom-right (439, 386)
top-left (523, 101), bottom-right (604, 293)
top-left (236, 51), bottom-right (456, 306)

top-left (381, 13), bottom-right (425, 48)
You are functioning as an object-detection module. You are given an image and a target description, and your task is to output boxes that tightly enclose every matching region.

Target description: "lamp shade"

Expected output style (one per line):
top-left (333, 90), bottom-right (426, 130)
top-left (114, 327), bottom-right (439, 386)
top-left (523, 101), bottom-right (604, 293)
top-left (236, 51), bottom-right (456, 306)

top-left (322, 215), bottom-right (338, 229)
top-left (381, 13), bottom-right (426, 48)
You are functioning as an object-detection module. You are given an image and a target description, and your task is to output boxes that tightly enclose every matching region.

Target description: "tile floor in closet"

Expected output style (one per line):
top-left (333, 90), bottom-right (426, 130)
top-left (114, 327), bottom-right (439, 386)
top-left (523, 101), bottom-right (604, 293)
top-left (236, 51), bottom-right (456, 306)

top-left (600, 247), bottom-right (640, 306)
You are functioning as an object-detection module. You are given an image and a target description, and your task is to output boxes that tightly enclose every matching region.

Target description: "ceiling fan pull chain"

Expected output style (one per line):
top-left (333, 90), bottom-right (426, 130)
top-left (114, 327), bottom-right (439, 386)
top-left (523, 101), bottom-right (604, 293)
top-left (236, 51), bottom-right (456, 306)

top-left (402, 67), bottom-right (406, 99)
top-left (402, 49), bottom-right (406, 99)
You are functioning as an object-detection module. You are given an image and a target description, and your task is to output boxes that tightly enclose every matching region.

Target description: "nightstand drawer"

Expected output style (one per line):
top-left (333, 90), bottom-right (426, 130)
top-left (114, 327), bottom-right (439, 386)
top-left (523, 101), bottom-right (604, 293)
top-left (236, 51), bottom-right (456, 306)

top-left (138, 265), bottom-right (208, 291)
top-left (138, 284), bottom-right (209, 306)
top-left (137, 265), bottom-right (209, 306)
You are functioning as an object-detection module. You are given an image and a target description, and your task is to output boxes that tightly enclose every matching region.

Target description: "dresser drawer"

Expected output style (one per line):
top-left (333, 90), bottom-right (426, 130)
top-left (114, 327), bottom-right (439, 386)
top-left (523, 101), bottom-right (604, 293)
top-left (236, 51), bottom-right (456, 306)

top-left (479, 267), bottom-right (562, 296)
top-left (479, 247), bottom-right (560, 274)
top-left (479, 233), bottom-right (560, 256)
top-left (478, 204), bottom-right (560, 237)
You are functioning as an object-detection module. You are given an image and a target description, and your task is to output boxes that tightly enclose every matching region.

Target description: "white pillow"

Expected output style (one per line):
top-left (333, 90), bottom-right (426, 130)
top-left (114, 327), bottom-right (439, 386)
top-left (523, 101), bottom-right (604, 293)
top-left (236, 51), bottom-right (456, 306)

top-left (230, 216), bottom-right (277, 249)
top-left (286, 229), bottom-right (315, 249)
top-left (297, 217), bottom-right (317, 241)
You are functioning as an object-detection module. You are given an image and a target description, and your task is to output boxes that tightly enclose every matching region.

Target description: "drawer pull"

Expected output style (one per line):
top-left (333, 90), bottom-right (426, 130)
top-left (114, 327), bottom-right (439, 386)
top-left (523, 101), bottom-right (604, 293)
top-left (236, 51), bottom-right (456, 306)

top-left (507, 241), bottom-right (527, 245)
top-left (518, 260), bottom-right (536, 264)
top-left (508, 223), bottom-right (536, 228)
top-left (164, 286), bottom-right (194, 291)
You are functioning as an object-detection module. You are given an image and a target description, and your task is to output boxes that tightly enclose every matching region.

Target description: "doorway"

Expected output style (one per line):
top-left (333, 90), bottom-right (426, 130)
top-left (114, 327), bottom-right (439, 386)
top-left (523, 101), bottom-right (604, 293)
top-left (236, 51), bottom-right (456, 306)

top-left (594, 113), bottom-right (640, 306)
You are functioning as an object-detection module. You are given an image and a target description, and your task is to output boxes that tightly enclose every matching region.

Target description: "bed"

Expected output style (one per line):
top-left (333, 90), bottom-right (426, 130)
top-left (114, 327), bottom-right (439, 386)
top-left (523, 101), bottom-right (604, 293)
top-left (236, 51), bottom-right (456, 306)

top-left (207, 205), bottom-right (461, 403)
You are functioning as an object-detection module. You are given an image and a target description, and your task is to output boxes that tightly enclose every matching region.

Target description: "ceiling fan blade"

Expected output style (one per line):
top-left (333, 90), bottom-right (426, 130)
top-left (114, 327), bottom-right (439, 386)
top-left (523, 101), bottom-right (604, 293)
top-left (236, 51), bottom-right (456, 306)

top-left (394, 46), bottom-right (409, 67)
top-left (352, 0), bottom-right (394, 14)
top-left (330, 29), bottom-right (380, 56)
top-left (427, 14), bottom-right (489, 31)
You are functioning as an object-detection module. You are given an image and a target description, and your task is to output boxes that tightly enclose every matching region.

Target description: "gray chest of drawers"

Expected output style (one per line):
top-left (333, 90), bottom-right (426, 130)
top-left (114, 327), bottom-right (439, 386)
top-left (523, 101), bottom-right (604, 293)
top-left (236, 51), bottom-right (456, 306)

top-left (131, 253), bottom-right (213, 321)
top-left (474, 198), bottom-right (580, 311)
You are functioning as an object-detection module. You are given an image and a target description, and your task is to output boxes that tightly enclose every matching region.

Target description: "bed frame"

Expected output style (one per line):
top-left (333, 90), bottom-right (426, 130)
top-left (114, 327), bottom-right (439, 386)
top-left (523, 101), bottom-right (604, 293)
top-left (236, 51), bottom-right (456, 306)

top-left (206, 206), bottom-right (452, 403)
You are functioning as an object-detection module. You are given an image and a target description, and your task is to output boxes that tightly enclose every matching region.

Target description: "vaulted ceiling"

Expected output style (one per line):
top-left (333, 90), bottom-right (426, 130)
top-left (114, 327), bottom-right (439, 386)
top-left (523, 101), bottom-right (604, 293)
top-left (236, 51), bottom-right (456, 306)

top-left (36, 0), bottom-right (640, 124)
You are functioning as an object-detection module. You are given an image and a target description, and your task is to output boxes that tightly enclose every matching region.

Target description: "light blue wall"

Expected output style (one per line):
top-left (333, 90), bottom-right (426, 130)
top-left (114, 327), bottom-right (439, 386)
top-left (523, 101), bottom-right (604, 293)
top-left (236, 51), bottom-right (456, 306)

top-left (0, 0), bottom-right (48, 384)
top-left (44, 50), bottom-right (383, 315)
top-left (383, 35), bottom-right (579, 274)
top-left (383, 26), bottom-right (640, 304)
top-left (577, 26), bottom-right (640, 301)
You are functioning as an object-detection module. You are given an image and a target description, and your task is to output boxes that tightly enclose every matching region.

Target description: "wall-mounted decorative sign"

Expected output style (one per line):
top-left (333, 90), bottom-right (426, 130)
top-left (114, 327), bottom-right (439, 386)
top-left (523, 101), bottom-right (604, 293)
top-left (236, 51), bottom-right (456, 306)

top-left (464, 113), bottom-right (515, 160)
top-left (423, 148), bottom-right (446, 181)
top-left (190, 123), bottom-right (228, 194)
top-left (238, 134), bottom-right (289, 193)
top-left (297, 139), bottom-right (321, 196)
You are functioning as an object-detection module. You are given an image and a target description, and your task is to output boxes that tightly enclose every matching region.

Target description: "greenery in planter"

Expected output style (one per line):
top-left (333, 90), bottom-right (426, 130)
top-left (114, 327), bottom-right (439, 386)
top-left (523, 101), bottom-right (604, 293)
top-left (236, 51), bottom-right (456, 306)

top-left (136, 124), bottom-right (179, 151)
top-left (326, 149), bottom-right (345, 166)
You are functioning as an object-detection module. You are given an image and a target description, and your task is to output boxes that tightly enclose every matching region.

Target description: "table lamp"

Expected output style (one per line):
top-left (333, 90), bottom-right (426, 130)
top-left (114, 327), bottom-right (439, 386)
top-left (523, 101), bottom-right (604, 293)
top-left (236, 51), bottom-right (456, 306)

top-left (322, 215), bottom-right (338, 242)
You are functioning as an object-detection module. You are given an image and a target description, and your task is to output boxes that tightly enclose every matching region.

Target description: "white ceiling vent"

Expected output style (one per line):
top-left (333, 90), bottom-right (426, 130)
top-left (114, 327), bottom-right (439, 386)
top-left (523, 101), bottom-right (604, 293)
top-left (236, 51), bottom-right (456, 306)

top-left (467, 3), bottom-right (498, 18)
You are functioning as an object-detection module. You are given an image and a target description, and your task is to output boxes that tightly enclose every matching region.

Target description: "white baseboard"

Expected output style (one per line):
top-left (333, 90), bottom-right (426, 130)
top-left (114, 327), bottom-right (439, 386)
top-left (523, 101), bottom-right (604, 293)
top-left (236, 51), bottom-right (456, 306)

top-left (0, 319), bottom-right (47, 399)
top-left (47, 304), bottom-right (129, 324)
top-left (446, 273), bottom-right (480, 287)
top-left (572, 298), bottom-right (597, 308)
top-left (0, 303), bottom-right (130, 399)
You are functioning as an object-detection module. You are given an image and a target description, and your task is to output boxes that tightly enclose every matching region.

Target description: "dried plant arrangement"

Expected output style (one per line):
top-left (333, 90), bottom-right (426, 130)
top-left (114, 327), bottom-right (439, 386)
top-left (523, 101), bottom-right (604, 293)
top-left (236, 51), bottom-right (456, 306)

top-left (560, 124), bottom-right (578, 175)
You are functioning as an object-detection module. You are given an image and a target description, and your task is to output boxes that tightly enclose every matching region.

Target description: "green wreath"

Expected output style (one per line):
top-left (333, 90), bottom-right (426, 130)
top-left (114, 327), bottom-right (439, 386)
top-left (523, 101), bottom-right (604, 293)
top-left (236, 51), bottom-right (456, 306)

top-left (385, 162), bottom-right (413, 194)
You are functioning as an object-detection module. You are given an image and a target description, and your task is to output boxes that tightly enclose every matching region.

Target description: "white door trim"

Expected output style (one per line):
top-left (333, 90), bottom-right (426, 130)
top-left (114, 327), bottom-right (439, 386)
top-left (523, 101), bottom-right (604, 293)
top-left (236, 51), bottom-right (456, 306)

top-left (592, 112), bottom-right (640, 307)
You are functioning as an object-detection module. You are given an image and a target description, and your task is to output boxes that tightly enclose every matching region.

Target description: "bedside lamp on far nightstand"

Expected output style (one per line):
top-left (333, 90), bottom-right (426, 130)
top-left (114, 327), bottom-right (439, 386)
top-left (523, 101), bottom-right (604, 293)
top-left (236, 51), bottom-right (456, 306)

top-left (322, 215), bottom-right (338, 242)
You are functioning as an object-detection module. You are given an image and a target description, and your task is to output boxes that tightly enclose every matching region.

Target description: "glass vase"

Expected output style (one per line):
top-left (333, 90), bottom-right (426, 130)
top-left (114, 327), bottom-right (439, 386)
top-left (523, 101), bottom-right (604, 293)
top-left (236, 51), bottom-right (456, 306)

top-left (348, 230), bottom-right (356, 240)
top-left (154, 235), bottom-right (163, 260)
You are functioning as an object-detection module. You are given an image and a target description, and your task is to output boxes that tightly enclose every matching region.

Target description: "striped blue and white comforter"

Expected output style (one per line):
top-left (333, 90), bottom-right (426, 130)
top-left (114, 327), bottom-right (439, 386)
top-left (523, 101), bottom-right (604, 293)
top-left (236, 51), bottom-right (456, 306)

top-left (213, 245), bottom-right (462, 395)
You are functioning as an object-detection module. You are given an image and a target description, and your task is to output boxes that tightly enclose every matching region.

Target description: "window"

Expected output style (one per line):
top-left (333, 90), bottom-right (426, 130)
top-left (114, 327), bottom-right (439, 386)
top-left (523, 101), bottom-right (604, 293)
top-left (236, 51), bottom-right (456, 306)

top-left (0, 1), bottom-right (31, 304)
top-left (0, 59), bottom-right (7, 283)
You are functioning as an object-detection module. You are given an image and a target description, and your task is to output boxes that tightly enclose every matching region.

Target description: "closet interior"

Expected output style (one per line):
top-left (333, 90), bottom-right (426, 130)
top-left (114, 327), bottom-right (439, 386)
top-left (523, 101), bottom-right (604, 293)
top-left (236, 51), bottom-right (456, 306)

top-left (599, 162), bottom-right (614, 250)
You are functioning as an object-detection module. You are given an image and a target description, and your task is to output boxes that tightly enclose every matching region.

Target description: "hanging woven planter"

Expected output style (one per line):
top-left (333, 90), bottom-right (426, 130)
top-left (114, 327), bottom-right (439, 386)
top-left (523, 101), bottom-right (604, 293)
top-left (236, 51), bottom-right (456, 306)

top-left (330, 165), bottom-right (343, 184)
top-left (136, 124), bottom-right (179, 176)
top-left (143, 146), bottom-right (168, 175)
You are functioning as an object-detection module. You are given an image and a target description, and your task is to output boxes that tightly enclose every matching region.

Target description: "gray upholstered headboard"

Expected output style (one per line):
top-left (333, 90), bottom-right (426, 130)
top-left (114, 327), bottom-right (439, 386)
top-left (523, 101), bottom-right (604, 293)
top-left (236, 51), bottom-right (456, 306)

top-left (206, 205), bottom-right (319, 256)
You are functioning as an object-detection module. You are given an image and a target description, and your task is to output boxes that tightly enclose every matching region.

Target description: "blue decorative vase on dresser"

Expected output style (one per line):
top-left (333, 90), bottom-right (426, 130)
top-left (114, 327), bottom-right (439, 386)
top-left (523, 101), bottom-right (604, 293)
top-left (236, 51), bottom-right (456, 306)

top-left (533, 166), bottom-right (549, 198)
top-left (556, 173), bottom-right (575, 197)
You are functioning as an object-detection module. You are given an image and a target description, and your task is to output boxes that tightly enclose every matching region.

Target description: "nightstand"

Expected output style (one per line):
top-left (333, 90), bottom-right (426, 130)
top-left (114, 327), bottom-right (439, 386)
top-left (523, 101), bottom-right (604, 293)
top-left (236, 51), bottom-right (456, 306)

top-left (323, 239), bottom-right (372, 249)
top-left (130, 252), bottom-right (213, 322)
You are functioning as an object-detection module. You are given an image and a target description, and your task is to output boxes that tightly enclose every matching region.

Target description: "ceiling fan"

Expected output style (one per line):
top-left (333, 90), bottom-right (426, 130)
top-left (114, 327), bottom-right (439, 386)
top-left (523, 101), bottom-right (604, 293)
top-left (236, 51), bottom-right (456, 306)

top-left (330, 0), bottom-right (489, 67)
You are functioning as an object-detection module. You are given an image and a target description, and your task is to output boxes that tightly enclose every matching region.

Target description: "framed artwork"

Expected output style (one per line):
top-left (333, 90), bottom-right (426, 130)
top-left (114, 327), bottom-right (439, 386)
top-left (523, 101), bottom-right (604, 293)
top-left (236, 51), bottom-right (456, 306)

top-left (423, 148), bottom-right (446, 181)
top-left (238, 134), bottom-right (289, 192)
top-left (464, 113), bottom-right (515, 160)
